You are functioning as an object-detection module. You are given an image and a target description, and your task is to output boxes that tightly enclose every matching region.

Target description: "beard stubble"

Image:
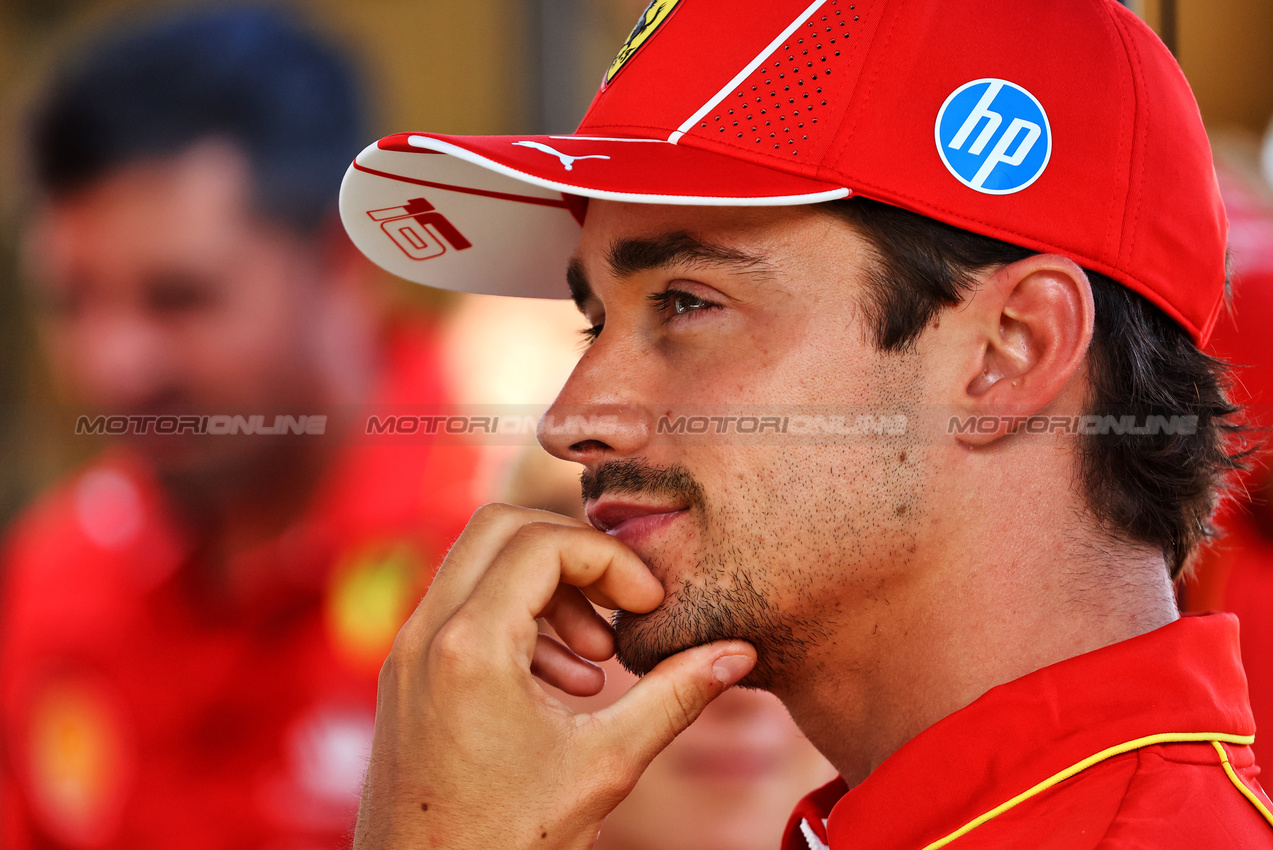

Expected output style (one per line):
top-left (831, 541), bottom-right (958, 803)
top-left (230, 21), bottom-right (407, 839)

top-left (581, 458), bottom-right (810, 690)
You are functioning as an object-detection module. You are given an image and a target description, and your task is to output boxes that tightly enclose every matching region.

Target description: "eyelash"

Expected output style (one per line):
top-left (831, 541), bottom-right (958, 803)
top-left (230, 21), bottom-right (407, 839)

top-left (648, 289), bottom-right (721, 320)
top-left (578, 288), bottom-right (721, 344)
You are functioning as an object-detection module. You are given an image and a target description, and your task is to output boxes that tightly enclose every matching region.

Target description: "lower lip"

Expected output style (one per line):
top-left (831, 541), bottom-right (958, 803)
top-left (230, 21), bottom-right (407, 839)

top-left (673, 749), bottom-right (780, 782)
top-left (607, 510), bottom-right (687, 548)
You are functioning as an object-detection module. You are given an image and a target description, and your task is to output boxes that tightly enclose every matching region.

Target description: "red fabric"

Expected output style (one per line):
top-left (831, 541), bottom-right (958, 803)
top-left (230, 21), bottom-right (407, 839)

top-left (1178, 159), bottom-right (1273, 770)
top-left (0, 323), bottom-right (481, 849)
top-left (782, 615), bottom-right (1273, 849)
top-left (1194, 519), bottom-right (1273, 775)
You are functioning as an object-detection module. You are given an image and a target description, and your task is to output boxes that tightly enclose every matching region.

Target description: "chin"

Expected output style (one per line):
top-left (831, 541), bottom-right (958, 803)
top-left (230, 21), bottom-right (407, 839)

top-left (611, 580), bottom-right (807, 691)
top-left (151, 438), bottom-right (312, 503)
top-left (611, 605), bottom-right (695, 677)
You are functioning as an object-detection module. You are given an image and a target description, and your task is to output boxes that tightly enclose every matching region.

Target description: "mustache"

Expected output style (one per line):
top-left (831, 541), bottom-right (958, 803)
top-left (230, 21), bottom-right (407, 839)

top-left (580, 459), bottom-right (705, 509)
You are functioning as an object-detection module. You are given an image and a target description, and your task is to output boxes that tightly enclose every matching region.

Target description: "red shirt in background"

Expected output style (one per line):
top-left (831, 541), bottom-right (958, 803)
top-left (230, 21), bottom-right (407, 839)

top-left (1182, 159), bottom-right (1273, 770)
top-left (0, 323), bottom-right (482, 849)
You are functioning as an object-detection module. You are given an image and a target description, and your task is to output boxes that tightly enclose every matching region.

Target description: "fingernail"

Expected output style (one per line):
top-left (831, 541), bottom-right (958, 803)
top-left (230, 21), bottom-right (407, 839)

top-left (712, 654), bottom-right (754, 686)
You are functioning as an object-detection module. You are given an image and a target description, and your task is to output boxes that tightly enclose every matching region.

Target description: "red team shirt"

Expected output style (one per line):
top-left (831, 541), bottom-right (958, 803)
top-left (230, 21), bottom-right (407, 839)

top-left (0, 324), bottom-right (481, 849)
top-left (782, 615), bottom-right (1273, 849)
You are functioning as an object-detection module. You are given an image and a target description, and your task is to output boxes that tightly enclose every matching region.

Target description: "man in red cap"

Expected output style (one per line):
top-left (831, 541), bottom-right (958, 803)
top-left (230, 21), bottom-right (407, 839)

top-left (337, 0), bottom-right (1271, 846)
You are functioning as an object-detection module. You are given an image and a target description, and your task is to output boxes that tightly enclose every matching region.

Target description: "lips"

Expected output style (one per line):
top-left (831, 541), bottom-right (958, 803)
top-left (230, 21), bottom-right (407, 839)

top-left (671, 745), bottom-right (782, 782)
top-left (586, 500), bottom-right (688, 548)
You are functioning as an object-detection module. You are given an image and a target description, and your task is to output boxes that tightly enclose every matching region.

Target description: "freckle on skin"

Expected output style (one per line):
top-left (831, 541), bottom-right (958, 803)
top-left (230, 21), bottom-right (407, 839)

top-left (421, 803), bottom-right (429, 812)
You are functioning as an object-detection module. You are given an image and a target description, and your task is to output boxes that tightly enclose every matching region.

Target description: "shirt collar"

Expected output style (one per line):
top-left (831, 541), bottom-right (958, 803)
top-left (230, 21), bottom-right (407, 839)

top-left (784, 613), bottom-right (1253, 849)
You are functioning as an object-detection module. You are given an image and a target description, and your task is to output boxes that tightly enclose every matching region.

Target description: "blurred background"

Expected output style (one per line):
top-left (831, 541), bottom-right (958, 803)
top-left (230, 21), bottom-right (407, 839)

top-left (1, 0), bottom-right (1272, 526)
top-left (0, 0), bottom-right (655, 523)
top-left (0, 0), bottom-right (1272, 521)
top-left (0, 1), bottom-right (1270, 849)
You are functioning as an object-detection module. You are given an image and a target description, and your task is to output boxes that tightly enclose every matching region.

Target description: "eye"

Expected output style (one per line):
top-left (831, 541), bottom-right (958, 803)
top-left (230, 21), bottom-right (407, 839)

top-left (577, 305), bottom-right (605, 345)
top-left (648, 288), bottom-right (721, 322)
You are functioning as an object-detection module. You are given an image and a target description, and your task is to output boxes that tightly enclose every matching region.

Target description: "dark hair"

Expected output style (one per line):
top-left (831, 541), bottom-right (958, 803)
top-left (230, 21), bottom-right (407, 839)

top-left (27, 4), bottom-right (365, 234)
top-left (826, 197), bottom-right (1244, 579)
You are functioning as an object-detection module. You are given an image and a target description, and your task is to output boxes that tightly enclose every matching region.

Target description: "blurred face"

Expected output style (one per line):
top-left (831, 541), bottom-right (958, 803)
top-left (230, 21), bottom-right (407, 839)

top-left (554, 656), bottom-right (835, 850)
top-left (26, 141), bottom-right (336, 489)
top-left (540, 201), bottom-right (933, 693)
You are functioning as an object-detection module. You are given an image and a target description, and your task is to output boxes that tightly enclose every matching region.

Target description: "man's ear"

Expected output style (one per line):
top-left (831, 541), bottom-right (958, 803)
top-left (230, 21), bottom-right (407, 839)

top-left (950, 254), bottom-right (1094, 445)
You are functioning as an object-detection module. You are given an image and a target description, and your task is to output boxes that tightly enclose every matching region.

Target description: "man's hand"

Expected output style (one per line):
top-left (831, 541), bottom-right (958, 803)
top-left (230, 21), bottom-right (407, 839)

top-left (352, 504), bottom-right (757, 849)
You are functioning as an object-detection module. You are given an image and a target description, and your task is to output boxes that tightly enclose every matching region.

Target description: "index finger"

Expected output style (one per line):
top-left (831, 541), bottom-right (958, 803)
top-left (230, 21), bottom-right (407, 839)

top-left (420, 503), bottom-right (592, 633)
top-left (461, 522), bottom-right (664, 664)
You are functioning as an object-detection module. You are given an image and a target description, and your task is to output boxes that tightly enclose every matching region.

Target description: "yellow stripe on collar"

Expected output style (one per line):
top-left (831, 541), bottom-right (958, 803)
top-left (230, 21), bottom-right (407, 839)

top-left (921, 732), bottom-right (1260, 850)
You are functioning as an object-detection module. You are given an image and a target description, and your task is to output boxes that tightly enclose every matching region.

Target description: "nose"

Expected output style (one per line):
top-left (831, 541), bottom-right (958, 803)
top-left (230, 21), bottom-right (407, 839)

top-left (537, 337), bottom-right (653, 465)
top-left (68, 311), bottom-right (176, 409)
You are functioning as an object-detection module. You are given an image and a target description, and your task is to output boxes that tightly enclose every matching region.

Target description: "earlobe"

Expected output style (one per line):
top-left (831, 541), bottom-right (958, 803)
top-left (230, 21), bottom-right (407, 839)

top-left (954, 255), bottom-right (1094, 446)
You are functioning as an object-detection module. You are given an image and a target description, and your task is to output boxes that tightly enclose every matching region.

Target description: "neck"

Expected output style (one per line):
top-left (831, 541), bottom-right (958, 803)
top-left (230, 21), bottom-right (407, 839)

top-left (774, 457), bottom-right (1179, 787)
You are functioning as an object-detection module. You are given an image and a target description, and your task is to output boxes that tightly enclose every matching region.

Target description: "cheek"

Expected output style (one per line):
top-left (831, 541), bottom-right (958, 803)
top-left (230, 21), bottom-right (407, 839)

top-left (177, 275), bottom-right (316, 397)
top-left (697, 440), bottom-right (931, 601)
top-left (682, 317), bottom-right (877, 407)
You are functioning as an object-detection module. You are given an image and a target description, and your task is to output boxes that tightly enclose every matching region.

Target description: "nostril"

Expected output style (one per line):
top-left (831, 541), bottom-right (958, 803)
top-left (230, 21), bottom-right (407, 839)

top-left (569, 439), bottom-right (611, 456)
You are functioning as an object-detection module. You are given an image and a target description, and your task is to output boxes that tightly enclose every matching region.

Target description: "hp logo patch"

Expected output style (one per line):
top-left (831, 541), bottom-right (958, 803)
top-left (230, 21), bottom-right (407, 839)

top-left (935, 79), bottom-right (1051, 195)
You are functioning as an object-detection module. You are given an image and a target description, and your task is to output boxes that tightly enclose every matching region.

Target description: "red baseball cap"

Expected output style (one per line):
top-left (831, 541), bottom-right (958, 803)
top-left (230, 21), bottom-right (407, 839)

top-left (340, 0), bottom-right (1227, 345)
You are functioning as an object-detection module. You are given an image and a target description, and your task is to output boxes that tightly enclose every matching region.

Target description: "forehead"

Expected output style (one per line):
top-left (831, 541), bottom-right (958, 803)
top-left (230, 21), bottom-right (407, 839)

top-left (573, 200), bottom-right (874, 283)
top-left (27, 143), bottom-right (256, 284)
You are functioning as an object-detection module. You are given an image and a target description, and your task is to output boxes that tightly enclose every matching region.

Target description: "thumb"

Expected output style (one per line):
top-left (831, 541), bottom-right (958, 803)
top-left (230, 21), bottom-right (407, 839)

top-left (597, 640), bottom-right (757, 767)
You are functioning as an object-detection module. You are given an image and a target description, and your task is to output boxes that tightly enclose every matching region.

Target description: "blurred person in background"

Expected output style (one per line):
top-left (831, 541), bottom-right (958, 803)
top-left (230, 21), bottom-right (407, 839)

top-left (557, 652), bottom-right (836, 850)
top-left (0, 5), bottom-right (479, 847)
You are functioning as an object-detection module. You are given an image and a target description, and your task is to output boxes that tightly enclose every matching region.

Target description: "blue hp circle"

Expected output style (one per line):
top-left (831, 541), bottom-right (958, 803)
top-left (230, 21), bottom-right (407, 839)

top-left (935, 79), bottom-right (1051, 195)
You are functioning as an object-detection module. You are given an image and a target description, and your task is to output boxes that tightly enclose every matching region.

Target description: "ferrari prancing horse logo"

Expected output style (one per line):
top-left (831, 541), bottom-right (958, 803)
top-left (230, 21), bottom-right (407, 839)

top-left (605, 0), bottom-right (682, 86)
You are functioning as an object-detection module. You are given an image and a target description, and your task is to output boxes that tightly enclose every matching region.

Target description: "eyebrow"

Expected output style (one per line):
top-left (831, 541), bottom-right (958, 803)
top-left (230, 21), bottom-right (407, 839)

top-left (565, 230), bottom-right (775, 313)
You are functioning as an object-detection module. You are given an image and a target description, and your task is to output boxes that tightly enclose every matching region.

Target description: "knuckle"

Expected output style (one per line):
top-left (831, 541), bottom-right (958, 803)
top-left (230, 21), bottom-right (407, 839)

top-left (578, 731), bottom-right (660, 807)
top-left (427, 617), bottom-right (481, 677)
top-left (376, 650), bottom-right (396, 690)
top-left (470, 501), bottom-right (517, 530)
top-left (509, 520), bottom-right (563, 551)
top-left (571, 725), bottom-right (636, 793)
top-left (591, 754), bottom-right (639, 804)
top-left (664, 679), bottom-right (700, 730)
top-left (388, 616), bottom-right (425, 664)
top-left (380, 616), bottom-right (430, 687)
